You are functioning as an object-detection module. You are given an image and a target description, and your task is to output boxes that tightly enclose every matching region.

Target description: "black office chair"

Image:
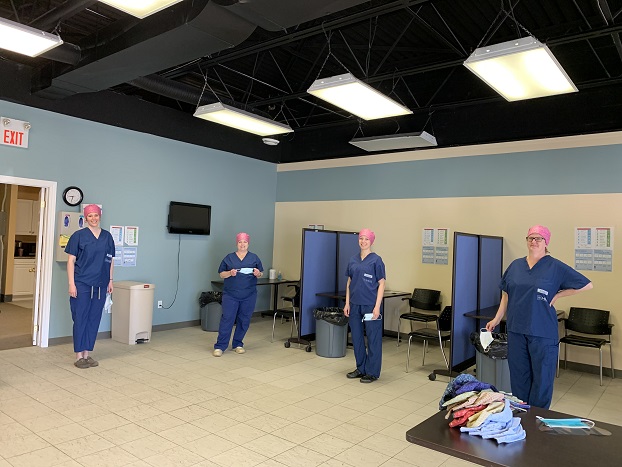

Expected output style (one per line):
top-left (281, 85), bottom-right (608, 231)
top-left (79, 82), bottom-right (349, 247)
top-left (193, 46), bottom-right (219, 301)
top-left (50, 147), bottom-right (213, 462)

top-left (397, 288), bottom-right (441, 346)
top-left (557, 307), bottom-right (614, 385)
top-left (272, 284), bottom-right (300, 342)
top-left (406, 306), bottom-right (452, 372)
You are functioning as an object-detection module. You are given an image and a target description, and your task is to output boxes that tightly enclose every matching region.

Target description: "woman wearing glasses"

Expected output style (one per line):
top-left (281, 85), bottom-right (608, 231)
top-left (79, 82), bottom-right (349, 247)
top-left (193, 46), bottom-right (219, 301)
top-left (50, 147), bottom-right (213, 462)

top-left (486, 225), bottom-right (592, 408)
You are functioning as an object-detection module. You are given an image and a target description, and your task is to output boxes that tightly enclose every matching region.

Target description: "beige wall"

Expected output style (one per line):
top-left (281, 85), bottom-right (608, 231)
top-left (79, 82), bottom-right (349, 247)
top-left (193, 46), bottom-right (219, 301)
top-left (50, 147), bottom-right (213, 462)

top-left (274, 193), bottom-right (619, 369)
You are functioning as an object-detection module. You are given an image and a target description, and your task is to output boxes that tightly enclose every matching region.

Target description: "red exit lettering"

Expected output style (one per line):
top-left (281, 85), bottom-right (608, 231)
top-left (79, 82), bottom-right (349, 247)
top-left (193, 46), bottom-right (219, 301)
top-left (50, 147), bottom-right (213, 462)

top-left (3, 130), bottom-right (24, 146)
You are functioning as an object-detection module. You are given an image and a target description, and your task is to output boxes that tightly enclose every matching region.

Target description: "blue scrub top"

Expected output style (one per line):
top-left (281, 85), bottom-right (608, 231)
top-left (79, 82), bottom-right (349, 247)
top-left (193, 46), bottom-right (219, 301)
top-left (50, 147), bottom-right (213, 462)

top-left (218, 251), bottom-right (263, 300)
top-left (346, 252), bottom-right (386, 306)
top-left (65, 228), bottom-right (115, 287)
top-left (501, 255), bottom-right (590, 338)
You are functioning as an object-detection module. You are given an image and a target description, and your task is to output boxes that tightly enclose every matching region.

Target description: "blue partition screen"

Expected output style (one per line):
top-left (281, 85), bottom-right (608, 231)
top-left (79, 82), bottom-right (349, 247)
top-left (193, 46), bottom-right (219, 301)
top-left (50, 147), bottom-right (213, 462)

top-left (337, 232), bottom-right (360, 291)
top-left (451, 233), bottom-right (479, 370)
top-left (479, 236), bottom-right (503, 312)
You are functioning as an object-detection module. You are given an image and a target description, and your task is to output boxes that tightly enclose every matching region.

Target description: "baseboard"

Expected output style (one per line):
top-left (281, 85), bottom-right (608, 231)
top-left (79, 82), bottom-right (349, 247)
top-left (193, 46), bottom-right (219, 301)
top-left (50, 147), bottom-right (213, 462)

top-left (0, 294), bottom-right (13, 302)
top-left (558, 359), bottom-right (616, 378)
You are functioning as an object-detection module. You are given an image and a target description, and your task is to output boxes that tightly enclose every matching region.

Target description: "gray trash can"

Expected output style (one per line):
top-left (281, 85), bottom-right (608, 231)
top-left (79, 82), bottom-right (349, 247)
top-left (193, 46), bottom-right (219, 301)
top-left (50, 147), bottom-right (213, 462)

top-left (471, 332), bottom-right (511, 393)
top-left (199, 291), bottom-right (223, 332)
top-left (314, 307), bottom-right (348, 358)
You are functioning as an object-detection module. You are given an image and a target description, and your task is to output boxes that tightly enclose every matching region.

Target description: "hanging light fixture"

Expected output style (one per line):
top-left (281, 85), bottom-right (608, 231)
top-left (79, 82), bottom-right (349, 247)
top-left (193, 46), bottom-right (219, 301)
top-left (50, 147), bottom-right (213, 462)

top-left (194, 103), bottom-right (293, 137)
top-left (349, 131), bottom-right (437, 152)
top-left (0, 17), bottom-right (63, 57)
top-left (464, 36), bottom-right (577, 101)
top-left (98, 0), bottom-right (184, 19)
top-left (307, 73), bottom-right (412, 120)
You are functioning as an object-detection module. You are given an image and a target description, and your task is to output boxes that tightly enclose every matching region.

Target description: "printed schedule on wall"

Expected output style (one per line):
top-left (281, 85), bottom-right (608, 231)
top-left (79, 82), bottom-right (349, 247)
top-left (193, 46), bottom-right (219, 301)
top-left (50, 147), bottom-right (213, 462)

top-left (575, 227), bottom-right (613, 272)
top-left (422, 228), bottom-right (450, 265)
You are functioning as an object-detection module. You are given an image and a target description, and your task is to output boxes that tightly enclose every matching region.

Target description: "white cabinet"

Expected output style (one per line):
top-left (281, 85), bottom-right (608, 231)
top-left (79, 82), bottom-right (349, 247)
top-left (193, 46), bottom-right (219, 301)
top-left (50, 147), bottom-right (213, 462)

top-left (16, 199), bottom-right (40, 235)
top-left (13, 258), bottom-right (36, 297)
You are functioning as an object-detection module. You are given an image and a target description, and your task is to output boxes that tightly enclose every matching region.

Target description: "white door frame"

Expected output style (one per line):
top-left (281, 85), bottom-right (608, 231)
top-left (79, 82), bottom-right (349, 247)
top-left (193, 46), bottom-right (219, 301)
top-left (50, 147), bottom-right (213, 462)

top-left (1, 175), bottom-right (56, 347)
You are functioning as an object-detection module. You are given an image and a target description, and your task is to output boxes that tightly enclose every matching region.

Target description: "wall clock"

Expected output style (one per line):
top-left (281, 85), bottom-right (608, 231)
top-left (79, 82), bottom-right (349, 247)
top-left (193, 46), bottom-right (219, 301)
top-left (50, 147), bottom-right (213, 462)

top-left (62, 186), bottom-right (84, 207)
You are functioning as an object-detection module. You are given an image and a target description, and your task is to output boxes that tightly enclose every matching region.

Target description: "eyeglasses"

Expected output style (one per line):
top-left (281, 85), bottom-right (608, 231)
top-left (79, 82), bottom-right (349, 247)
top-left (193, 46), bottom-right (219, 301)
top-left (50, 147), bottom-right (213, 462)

top-left (526, 236), bottom-right (545, 243)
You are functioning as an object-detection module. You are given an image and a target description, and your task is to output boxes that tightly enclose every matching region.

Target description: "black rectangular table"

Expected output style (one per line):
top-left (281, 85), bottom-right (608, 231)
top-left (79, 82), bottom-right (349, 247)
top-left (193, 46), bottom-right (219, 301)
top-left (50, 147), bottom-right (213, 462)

top-left (211, 278), bottom-right (298, 315)
top-left (406, 406), bottom-right (620, 467)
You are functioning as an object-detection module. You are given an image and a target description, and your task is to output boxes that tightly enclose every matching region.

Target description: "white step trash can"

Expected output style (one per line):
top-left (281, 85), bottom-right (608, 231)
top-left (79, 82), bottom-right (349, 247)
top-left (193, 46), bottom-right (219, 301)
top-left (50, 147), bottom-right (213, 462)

top-left (111, 281), bottom-right (155, 345)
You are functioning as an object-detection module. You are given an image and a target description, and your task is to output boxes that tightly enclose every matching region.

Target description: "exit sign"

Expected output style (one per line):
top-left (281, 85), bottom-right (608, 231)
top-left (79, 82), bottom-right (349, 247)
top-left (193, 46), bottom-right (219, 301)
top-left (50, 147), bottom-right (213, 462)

top-left (1, 116), bottom-right (30, 149)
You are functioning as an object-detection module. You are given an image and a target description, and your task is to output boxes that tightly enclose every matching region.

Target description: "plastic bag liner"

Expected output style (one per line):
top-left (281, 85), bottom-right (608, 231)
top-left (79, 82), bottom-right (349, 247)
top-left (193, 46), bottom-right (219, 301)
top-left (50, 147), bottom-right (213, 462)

top-left (199, 291), bottom-right (223, 307)
top-left (470, 331), bottom-right (508, 359)
top-left (313, 307), bottom-right (349, 326)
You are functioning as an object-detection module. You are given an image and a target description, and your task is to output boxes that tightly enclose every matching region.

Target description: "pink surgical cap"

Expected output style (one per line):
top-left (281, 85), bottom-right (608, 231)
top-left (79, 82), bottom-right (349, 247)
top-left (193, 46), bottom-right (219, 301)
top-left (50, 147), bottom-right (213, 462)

top-left (84, 204), bottom-right (101, 217)
top-left (236, 232), bottom-right (250, 243)
top-left (527, 225), bottom-right (551, 245)
top-left (359, 228), bottom-right (375, 245)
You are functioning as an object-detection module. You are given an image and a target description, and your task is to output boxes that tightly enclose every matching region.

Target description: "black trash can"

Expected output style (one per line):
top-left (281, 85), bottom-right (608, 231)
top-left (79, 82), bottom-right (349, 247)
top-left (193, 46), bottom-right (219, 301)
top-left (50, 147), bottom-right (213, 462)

top-left (199, 291), bottom-right (223, 332)
top-left (470, 331), bottom-right (511, 393)
top-left (314, 307), bottom-right (348, 358)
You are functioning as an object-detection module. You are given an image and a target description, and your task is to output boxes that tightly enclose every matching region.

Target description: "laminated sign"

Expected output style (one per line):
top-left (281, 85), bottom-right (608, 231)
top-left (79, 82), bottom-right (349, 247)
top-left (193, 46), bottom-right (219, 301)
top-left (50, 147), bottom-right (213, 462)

top-left (1, 117), bottom-right (30, 149)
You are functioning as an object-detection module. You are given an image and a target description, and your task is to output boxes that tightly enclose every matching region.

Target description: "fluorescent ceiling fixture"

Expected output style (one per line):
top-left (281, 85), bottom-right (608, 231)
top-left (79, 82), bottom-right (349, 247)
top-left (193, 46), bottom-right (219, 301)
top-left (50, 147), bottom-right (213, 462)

top-left (464, 36), bottom-right (577, 101)
top-left (0, 17), bottom-right (63, 57)
top-left (349, 131), bottom-right (437, 152)
top-left (194, 102), bottom-right (293, 136)
top-left (98, 0), bottom-right (184, 19)
top-left (307, 72), bottom-right (412, 120)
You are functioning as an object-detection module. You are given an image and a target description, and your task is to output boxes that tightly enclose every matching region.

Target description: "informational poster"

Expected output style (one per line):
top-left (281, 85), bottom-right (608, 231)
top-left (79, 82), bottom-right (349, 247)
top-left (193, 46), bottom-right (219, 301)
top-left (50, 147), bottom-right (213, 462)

top-left (422, 228), bottom-right (450, 265)
top-left (113, 246), bottom-right (123, 267)
top-left (574, 227), bottom-right (613, 272)
top-left (110, 225), bottom-right (124, 246)
top-left (122, 247), bottom-right (137, 267)
top-left (125, 226), bottom-right (139, 246)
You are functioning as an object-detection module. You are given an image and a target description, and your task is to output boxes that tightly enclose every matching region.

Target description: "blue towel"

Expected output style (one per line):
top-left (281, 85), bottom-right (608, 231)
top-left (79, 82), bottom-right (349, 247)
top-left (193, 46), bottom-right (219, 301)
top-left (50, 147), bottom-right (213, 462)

top-left (481, 417), bottom-right (521, 439)
top-left (495, 425), bottom-right (526, 443)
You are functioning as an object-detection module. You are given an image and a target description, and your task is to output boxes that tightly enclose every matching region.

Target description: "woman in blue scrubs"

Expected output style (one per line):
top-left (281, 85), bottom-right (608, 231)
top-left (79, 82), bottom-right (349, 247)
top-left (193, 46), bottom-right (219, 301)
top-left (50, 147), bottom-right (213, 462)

top-left (66, 204), bottom-right (115, 369)
top-left (214, 232), bottom-right (263, 356)
top-left (486, 225), bottom-right (592, 408)
top-left (344, 229), bottom-right (386, 383)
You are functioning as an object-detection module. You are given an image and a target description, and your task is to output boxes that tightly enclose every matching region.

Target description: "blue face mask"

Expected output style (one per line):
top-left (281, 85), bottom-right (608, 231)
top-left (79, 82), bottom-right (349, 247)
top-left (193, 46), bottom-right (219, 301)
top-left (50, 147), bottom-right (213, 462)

top-left (536, 416), bottom-right (594, 429)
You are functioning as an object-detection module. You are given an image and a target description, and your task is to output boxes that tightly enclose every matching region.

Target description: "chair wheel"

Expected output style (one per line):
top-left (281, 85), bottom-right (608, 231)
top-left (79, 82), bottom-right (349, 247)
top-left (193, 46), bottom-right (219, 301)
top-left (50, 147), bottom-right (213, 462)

top-left (428, 373), bottom-right (436, 381)
top-left (284, 341), bottom-right (291, 348)
top-left (305, 345), bottom-right (312, 352)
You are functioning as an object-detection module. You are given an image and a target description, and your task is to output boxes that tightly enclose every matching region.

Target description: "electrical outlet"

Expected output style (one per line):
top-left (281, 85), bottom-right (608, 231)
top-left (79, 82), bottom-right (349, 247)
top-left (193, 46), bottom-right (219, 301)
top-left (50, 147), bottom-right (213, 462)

top-left (157, 300), bottom-right (163, 309)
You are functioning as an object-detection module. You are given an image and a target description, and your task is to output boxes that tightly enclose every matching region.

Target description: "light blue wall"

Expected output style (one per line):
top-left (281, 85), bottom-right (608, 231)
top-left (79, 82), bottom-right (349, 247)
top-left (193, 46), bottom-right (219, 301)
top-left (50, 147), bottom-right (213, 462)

top-left (277, 145), bottom-right (622, 201)
top-left (1, 101), bottom-right (277, 339)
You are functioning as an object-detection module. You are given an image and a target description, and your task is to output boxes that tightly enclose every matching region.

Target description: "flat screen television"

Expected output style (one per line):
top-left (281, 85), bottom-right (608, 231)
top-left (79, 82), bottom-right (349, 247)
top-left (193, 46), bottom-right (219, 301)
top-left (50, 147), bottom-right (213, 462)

top-left (167, 201), bottom-right (211, 235)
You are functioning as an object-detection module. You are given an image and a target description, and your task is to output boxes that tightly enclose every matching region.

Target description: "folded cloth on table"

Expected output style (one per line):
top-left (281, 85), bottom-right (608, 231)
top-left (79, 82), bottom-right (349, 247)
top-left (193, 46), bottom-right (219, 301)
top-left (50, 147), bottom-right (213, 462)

top-left (445, 394), bottom-right (480, 419)
top-left (481, 417), bottom-right (522, 439)
top-left (456, 381), bottom-right (498, 395)
top-left (442, 391), bottom-right (478, 409)
top-left (449, 405), bottom-right (487, 428)
top-left (464, 400), bottom-right (512, 430)
top-left (466, 400), bottom-right (506, 427)
top-left (495, 424), bottom-right (526, 443)
top-left (439, 374), bottom-right (478, 409)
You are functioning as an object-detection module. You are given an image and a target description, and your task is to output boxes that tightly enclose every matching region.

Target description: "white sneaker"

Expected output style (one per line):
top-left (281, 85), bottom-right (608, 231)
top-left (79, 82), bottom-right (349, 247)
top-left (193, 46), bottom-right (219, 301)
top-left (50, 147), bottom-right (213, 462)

top-left (213, 349), bottom-right (223, 357)
top-left (234, 347), bottom-right (245, 354)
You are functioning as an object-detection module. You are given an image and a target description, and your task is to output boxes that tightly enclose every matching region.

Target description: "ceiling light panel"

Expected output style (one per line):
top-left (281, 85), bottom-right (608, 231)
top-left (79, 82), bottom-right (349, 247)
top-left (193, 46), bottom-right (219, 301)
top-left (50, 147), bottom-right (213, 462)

top-left (194, 103), bottom-right (293, 136)
top-left (98, 1), bottom-right (184, 19)
top-left (464, 36), bottom-right (577, 101)
top-left (307, 73), bottom-right (412, 120)
top-left (0, 17), bottom-right (63, 57)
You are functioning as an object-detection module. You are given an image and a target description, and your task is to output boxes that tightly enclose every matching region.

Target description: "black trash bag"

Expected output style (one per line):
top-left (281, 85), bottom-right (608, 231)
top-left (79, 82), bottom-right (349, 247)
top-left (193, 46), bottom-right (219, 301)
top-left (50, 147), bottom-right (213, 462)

top-left (470, 331), bottom-right (508, 359)
top-left (199, 291), bottom-right (223, 307)
top-left (313, 307), bottom-right (349, 326)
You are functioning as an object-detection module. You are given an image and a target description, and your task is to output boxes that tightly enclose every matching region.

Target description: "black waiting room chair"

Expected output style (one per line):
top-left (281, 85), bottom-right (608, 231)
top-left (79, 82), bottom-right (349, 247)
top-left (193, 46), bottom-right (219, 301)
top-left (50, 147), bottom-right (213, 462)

top-left (406, 305), bottom-right (452, 372)
top-left (557, 307), bottom-right (614, 386)
top-left (397, 288), bottom-right (441, 346)
top-left (272, 284), bottom-right (300, 342)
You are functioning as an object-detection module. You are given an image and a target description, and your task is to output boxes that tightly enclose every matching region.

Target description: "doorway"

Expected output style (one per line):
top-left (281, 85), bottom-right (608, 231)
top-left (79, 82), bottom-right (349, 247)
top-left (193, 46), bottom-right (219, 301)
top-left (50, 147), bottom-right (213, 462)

top-left (0, 176), bottom-right (56, 349)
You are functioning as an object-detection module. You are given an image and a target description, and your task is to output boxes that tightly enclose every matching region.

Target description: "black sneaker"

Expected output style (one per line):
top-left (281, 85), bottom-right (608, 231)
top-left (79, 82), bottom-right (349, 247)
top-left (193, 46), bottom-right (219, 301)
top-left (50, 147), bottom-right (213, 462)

top-left (346, 369), bottom-right (364, 379)
top-left (360, 375), bottom-right (378, 383)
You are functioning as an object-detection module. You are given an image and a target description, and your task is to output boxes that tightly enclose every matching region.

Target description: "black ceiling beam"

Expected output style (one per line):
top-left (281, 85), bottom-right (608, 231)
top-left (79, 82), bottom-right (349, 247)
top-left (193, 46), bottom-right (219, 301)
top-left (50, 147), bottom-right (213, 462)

top-left (162, 0), bottom-right (432, 79)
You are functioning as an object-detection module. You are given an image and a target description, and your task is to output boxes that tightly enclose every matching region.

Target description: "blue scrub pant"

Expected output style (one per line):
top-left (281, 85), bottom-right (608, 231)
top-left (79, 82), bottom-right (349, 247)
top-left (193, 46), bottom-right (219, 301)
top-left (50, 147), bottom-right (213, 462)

top-left (508, 331), bottom-right (558, 409)
top-left (348, 304), bottom-right (383, 378)
top-left (70, 283), bottom-right (106, 353)
top-left (215, 292), bottom-right (256, 351)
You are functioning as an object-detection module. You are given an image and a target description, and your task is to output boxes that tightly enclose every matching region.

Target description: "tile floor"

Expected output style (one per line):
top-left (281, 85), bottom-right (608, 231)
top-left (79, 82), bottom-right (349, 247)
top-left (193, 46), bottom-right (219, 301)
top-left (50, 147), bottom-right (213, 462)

top-left (0, 317), bottom-right (620, 467)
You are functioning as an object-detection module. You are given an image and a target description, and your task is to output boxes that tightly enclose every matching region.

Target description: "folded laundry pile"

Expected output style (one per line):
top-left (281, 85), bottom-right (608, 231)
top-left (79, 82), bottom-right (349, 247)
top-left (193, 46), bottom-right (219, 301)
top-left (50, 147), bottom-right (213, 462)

top-left (439, 375), bottom-right (529, 444)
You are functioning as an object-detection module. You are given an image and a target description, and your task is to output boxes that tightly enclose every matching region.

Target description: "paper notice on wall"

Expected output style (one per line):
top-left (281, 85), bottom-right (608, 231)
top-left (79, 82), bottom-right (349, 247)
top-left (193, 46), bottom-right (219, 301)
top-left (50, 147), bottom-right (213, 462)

top-left (575, 227), bottom-right (613, 271)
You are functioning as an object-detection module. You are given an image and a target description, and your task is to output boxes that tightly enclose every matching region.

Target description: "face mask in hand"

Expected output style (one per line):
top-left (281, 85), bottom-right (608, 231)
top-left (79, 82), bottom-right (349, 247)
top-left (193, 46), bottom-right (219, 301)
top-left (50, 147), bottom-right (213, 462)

top-left (479, 328), bottom-right (494, 351)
